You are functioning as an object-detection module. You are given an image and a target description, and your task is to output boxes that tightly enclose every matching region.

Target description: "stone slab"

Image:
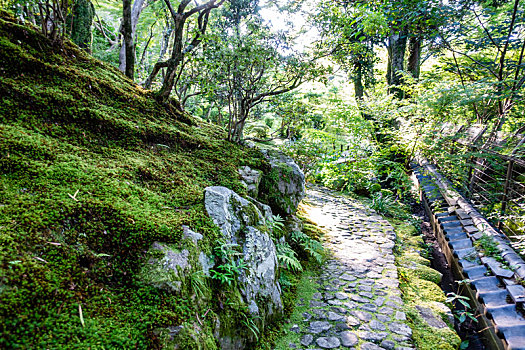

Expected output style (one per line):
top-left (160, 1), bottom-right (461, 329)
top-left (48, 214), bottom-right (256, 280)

top-left (464, 225), bottom-right (479, 234)
top-left (481, 257), bottom-right (515, 278)
top-left (449, 239), bottom-right (473, 250)
top-left (507, 284), bottom-right (525, 304)
top-left (462, 265), bottom-right (488, 279)
top-left (471, 276), bottom-right (501, 293)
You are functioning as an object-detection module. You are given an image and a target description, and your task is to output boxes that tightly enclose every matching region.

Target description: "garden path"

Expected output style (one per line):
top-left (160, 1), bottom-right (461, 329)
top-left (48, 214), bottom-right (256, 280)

top-left (284, 187), bottom-right (414, 350)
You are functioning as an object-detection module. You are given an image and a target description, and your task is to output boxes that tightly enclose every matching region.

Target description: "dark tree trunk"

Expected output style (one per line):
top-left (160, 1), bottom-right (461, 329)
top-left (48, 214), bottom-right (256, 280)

top-left (354, 61), bottom-right (364, 100)
top-left (68, 0), bottom-right (95, 52)
top-left (407, 36), bottom-right (422, 79)
top-left (388, 28), bottom-right (408, 98)
top-left (122, 0), bottom-right (135, 79)
top-left (157, 17), bottom-right (186, 101)
top-left (143, 0), bottom-right (223, 104)
top-left (386, 45), bottom-right (392, 86)
top-left (119, 0), bottom-right (146, 73)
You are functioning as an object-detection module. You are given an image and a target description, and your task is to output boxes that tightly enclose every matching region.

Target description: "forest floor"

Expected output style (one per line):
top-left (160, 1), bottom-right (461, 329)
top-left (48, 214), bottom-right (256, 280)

top-left (274, 187), bottom-right (415, 349)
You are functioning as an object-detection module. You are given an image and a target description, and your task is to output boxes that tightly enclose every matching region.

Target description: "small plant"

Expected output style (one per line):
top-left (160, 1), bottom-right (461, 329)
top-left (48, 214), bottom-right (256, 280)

top-left (370, 191), bottom-right (398, 217)
top-left (475, 234), bottom-right (503, 262)
top-left (240, 312), bottom-right (260, 341)
top-left (210, 242), bottom-right (247, 287)
top-left (446, 280), bottom-right (478, 326)
top-left (290, 231), bottom-right (324, 264)
top-left (267, 214), bottom-right (285, 238)
top-left (276, 241), bottom-right (303, 272)
top-left (446, 292), bottom-right (478, 324)
top-left (189, 270), bottom-right (207, 298)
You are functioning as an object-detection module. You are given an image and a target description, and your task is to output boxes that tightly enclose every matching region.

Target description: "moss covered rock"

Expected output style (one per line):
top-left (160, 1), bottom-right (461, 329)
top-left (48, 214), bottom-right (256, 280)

top-left (204, 186), bottom-right (283, 348)
top-left (259, 150), bottom-right (305, 216)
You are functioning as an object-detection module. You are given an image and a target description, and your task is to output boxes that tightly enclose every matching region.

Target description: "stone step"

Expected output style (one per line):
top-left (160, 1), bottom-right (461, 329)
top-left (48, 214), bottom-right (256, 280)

top-left (506, 337), bottom-right (525, 350)
top-left (442, 221), bottom-right (462, 229)
top-left (459, 259), bottom-right (481, 269)
top-left (497, 325), bottom-right (525, 350)
top-left (481, 257), bottom-right (515, 279)
top-left (507, 284), bottom-right (525, 304)
top-left (462, 265), bottom-right (488, 279)
top-left (477, 289), bottom-right (511, 308)
top-left (445, 230), bottom-right (468, 241)
top-left (455, 209), bottom-right (470, 220)
top-left (438, 216), bottom-right (458, 224)
top-left (449, 239), bottom-right (473, 251)
top-left (453, 247), bottom-right (478, 260)
top-left (470, 276), bottom-right (501, 294)
top-left (460, 219), bottom-right (474, 226)
top-left (464, 225), bottom-right (479, 234)
top-left (486, 304), bottom-right (525, 327)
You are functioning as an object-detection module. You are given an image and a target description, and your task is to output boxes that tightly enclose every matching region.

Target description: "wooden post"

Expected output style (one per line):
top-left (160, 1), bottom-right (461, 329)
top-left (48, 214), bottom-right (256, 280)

top-left (340, 144), bottom-right (343, 152)
top-left (498, 160), bottom-right (514, 230)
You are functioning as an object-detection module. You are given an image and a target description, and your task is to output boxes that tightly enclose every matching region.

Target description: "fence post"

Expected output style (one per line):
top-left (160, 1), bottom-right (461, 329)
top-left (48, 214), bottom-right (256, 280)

top-left (340, 145), bottom-right (343, 153)
top-left (466, 147), bottom-right (475, 198)
top-left (498, 159), bottom-right (514, 230)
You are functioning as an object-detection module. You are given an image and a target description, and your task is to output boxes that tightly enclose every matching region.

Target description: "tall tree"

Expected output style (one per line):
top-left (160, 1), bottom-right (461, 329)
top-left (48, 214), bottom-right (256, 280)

top-left (119, 0), bottom-right (147, 74)
top-left (143, 0), bottom-right (224, 104)
top-left (68, 0), bottom-right (96, 52)
top-left (122, 0), bottom-right (135, 79)
top-left (314, 1), bottom-right (387, 100)
top-left (195, 3), bottom-right (324, 142)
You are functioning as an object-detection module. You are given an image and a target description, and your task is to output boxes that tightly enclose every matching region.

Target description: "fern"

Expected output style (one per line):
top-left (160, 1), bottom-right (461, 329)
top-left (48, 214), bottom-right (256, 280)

top-left (290, 231), bottom-right (324, 263)
top-left (276, 241), bottom-right (303, 272)
top-left (267, 214), bottom-right (285, 238)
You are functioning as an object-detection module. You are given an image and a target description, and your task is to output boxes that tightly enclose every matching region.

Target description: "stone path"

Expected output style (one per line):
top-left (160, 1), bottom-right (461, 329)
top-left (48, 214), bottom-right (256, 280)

top-left (286, 187), bottom-right (414, 350)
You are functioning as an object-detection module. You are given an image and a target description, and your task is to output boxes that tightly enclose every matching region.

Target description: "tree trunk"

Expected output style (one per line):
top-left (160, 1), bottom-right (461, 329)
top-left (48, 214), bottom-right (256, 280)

top-left (407, 36), bottom-right (422, 79)
top-left (388, 28), bottom-right (408, 98)
top-left (386, 44), bottom-right (392, 86)
top-left (120, 0), bottom-right (146, 74)
top-left (354, 61), bottom-right (364, 100)
top-left (157, 16), bottom-right (185, 101)
top-left (68, 0), bottom-right (95, 52)
top-left (122, 0), bottom-right (135, 79)
top-left (205, 101), bottom-right (215, 121)
top-left (160, 21), bottom-right (173, 60)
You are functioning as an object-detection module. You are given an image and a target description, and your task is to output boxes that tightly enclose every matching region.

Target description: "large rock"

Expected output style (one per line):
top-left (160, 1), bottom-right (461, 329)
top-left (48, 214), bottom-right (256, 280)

top-left (238, 166), bottom-right (262, 198)
top-left (204, 186), bottom-right (283, 347)
top-left (259, 150), bottom-right (305, 215)
top-left (140, 226), bottom-right (213, 292)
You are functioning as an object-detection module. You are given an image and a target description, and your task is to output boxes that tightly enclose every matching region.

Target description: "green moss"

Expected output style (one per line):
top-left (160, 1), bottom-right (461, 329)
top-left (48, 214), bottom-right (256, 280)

top-left (406, 307), bottom-right (461, 350)
top-left (0, 12), bottom-right (267, 349)
top-left (399, 264), bottom-right (442, 284)
top-left (271, 270), bottom-right (318, 349)
top-left (397, 253), bottom-right (431, 267)
top-left (385, 212), bottom-right (460, 350)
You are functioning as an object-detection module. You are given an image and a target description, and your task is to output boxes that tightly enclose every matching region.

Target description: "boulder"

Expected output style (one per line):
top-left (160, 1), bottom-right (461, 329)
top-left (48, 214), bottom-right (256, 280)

top-left (140, 226), bottom-right (213, 292)
top-left (204, 186), bottom-right (283, 346)
top-left (238, 166), bottom-right (262, 198)
top-left (140, 242), bottom-right (192, 293)
top-left (259, 150), bottom-right (305, 215)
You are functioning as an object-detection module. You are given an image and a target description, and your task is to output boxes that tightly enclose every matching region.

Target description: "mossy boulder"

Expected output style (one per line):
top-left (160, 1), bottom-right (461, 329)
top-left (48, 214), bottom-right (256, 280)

top-left (204, 186), bottom-right (283, 348)
top-left (259, 150), bottom-right (305, 216)
top-left (238, 166), bottom-right (262, 198)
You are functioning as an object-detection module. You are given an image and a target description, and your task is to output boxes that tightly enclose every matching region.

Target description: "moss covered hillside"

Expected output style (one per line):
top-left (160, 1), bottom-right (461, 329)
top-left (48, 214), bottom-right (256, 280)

top-left (0, 12), bottom-right (269, 348)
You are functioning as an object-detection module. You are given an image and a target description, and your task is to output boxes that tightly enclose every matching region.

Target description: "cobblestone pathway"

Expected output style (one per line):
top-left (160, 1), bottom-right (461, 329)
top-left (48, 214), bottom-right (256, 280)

top-left (286, 187), bottom-right (414, 350)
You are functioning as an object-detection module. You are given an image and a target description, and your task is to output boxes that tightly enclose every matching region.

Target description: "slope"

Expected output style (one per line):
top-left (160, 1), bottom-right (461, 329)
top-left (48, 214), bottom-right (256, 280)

top-left (0, 12), bottom-right (266, 348)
